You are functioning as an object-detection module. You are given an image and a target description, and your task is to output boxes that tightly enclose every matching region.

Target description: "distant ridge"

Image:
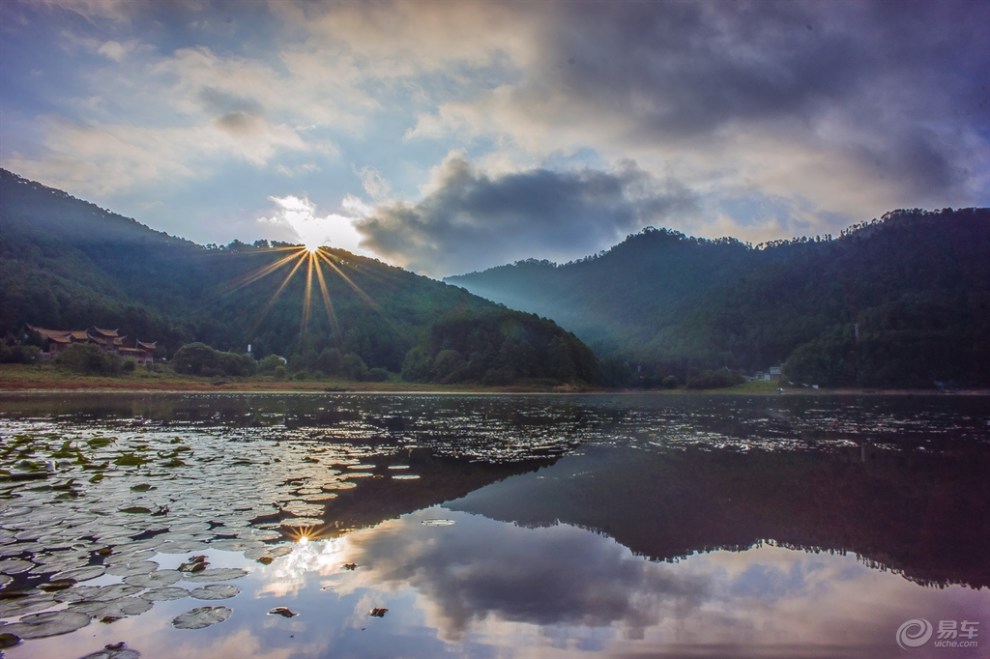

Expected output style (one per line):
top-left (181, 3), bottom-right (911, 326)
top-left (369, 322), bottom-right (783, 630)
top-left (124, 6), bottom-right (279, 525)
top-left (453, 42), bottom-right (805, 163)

top-left (448, 209), bottom-right (990, 387)
top-left (0, 169), bottom-right (600, 386)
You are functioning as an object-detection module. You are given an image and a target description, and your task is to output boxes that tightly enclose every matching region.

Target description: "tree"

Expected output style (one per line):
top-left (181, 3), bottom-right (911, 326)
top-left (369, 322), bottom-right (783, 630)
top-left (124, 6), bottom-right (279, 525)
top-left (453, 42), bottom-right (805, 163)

top-left (56, 344), bottom-right (122, 375)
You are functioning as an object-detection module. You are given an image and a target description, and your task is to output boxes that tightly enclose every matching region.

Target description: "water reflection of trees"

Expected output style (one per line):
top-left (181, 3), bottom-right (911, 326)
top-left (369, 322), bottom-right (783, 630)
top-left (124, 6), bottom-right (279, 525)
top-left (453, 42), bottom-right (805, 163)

top-left (449, 444), bottom-right (990, 589)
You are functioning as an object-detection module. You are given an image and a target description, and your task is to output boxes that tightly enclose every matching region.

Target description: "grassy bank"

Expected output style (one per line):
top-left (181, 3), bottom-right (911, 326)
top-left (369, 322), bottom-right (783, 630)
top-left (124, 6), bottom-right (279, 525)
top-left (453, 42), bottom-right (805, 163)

top-left (0, 363), bottom-right (594, 394)
top-left (1, 364), bottom-right (980, 396)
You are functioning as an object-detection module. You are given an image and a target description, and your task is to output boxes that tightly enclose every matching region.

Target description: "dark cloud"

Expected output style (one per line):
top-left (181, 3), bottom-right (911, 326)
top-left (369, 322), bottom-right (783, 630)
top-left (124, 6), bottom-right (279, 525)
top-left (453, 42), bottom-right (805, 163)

top-left (198, 86), bottom-right (264, 116)
top-left (213, 110), bottom-right (263, 136)
top-left (498, 0), bottom-right (989, 202)
top-left (551, 2), bottom-right (985, 128)
top-left (356, 156), bottom-right (698, 276)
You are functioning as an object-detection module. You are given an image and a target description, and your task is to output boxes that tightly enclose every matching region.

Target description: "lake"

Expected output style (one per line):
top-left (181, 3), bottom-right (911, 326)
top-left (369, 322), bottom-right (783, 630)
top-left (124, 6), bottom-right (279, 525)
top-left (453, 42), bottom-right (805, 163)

top-left (0, 392), bottom-right (987, 658)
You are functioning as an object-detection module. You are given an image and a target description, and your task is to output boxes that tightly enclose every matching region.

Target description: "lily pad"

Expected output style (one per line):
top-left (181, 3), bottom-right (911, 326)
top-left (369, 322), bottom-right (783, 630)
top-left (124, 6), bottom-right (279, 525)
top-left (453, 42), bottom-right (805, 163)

top-left (78, 641), bottom-right (141, 659)
top-left (39, 578), bottom-right (77, 592)
top-left (0, 558), bottom-right (35, 574)
top-left (114, 454), bottom-right (146, 467)
top-left (107, 560), bottom-right (159, 577)
top-left (119, 507), bottom-right (152, 515)
top-left (52, 565), bottom-right (106, 583)
top-left (178, 555), bottom-right (208, 572)
top-left (71, 596), bottom-right (153, 618)
top-left (171, 605), bottom-right (231, 630)
top-left (124, 570), bottom-right (182, 588)
top-left (2, 609), bottom-right (91, 639)
top-left (0, 592), bottom-right (56, 617)
top-left (55, 583), bottom-right (142, 604)
top-left (139, 586), bottom-right (188, 601)
top-left (189, 584), bottom-right (240, 600)
top-left (183, 567), bottom-right (248, 583)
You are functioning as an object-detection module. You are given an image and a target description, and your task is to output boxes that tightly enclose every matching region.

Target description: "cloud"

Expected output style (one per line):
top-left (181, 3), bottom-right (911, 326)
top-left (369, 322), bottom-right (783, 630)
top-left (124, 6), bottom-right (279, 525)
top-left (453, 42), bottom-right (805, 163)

top-left (259, 194), bottom-right (369, 255)
top-left (349, 513), bottom-right (710, 641)
top-left (3, 0), bottom-right (986, 254)
top-left (403, 0), bottom-right (990, 233)
top-left (354, 165), bottom-right (391, 200)
top-left (355, 154), bottom-right (698, 276)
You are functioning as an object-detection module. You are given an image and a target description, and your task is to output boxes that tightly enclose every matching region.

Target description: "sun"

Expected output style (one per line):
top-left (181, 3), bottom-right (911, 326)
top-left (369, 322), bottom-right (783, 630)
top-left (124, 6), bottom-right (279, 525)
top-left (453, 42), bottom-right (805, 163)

top-left (223, 242), bottom-right (389, 351)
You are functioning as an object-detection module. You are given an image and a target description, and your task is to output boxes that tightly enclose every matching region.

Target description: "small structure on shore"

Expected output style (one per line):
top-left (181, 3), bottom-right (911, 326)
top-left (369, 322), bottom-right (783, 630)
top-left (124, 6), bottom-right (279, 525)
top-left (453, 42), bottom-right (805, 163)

top-left (27, 324), bottom-right (157, 366)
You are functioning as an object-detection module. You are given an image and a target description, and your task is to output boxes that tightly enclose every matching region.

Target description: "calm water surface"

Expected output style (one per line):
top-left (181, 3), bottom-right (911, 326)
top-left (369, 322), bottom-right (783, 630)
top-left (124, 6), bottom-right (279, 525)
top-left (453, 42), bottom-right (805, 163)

top-left (0, 392), bottom-right (987, 658)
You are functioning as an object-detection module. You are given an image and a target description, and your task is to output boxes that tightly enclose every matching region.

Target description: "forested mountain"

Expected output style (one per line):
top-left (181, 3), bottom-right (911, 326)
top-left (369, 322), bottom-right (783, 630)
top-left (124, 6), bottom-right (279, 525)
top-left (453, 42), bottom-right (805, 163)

top-left (448, 209), bottom-right (990, 387)
top-left (0, 169), bottom-right (598, 385)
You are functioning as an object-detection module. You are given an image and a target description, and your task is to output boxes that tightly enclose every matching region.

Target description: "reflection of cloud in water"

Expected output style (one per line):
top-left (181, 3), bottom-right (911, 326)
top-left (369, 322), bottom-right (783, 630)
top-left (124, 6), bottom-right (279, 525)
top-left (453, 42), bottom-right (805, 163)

top-left (347, 509), bottom-right (710, 641)
top-left (259, 537), bottom-right (352, 598)
top-left (319, 509), bottom-right (988, 656)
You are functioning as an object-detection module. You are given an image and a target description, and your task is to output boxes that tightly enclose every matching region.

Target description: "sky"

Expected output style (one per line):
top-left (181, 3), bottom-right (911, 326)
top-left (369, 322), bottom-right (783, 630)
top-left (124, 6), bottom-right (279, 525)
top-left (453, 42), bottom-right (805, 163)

top-left (1, 0), bottom-right (988, 277)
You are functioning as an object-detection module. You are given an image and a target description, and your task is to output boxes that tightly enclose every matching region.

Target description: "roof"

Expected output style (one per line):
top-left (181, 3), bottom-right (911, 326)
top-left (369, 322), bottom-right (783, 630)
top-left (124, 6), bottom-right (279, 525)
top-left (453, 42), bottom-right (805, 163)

top-left (28, 325), bottom-right (85, 343)
top-left (27, 324), bottom-right (157, 352)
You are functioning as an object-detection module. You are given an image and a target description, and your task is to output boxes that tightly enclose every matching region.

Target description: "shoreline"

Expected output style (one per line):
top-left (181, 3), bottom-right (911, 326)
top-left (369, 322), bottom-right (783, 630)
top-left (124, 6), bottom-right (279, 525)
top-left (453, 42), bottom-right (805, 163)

top-left (2, 365), bottom-right (987, 397)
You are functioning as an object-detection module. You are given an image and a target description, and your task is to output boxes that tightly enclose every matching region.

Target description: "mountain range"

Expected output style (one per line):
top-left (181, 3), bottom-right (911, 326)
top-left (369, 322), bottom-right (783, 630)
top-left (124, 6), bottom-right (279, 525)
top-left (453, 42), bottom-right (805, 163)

top-left (448, 209), bottom-right (990, 387)
top-left (0, 169), bottom-right (597, 386)
top-left (3, 167), bottom-right (988, 388)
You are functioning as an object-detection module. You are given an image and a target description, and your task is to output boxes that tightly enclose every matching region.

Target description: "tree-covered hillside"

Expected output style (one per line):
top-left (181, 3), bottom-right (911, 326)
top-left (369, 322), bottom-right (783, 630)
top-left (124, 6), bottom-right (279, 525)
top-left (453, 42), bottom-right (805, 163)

top-left (449, 209), bottom-right (990, 387)
top-left (0, 169), bottom-right (599, 386)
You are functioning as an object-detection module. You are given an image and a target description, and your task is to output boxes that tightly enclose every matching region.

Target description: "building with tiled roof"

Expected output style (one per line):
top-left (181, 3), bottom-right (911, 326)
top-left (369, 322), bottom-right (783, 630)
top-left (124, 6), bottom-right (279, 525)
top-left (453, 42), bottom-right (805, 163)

top-left (27, 325), bottom-right (157, 366)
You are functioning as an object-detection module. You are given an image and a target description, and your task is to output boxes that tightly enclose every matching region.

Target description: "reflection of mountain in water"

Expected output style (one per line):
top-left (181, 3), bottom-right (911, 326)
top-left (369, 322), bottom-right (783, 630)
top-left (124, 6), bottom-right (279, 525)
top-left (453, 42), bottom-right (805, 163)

top-left (307, 450), bottom-right (555, 534)
top-left (446, 444), bottom-right (990, 589)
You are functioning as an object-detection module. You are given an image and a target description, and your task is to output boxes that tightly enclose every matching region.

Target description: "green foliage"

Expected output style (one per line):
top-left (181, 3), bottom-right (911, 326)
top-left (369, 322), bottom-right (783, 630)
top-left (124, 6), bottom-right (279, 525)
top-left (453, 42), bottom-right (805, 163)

top-left (257, 354), bottom-right (285, 374)
top-left (172, 342), bottom-right (256, 377)
top-left (365, 367), bottom-right (390, 382)
top-left (0, 341), bottom-right (42, 364)
top-left (55, 344), bottom-right (123, 375)
top-left (0, 168), bottom-right (603, 387)
top-left (451, 209), bottom-right (990, 388)
top-left (400, 347), bottom-right (431, 381)
top-left (405, 310), bottom-right (600, 385)
top-left (685, 369), bottom-right (744, 389)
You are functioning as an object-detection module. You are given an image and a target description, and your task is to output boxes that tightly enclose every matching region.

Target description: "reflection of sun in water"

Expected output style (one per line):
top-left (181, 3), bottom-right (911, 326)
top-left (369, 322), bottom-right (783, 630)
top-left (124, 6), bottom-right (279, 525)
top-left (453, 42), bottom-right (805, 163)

top-left (260, 534), bottom-right (355, 598)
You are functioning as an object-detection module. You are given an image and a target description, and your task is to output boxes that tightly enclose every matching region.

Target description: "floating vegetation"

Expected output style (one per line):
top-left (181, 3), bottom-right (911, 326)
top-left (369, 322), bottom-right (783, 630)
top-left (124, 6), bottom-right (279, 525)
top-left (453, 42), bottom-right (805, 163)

top-left (140, 586), bottom-right (189, 601)
top-left (114, 454), bottom-right (146, 467)
top-left (171, 605), bottom-right (232, 630)
top-left (268, 606), bottom-right (297, 618)
top-left (178, 555), bottom-right (208, 573)
top-left (2, 392), bottom-right (986, 654)
top-left (78, 641), bottom-right (141, 659)
top-left (2, 609), bottom-right (91, 638)
top-left (124, 570), bottom-right (181, 588)
top-left (189, 584), bottom-right (240, 600)
top-left (52, 565), bottom-right (106, 582)
top-left (183, 568), bottom-right (248, 583)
